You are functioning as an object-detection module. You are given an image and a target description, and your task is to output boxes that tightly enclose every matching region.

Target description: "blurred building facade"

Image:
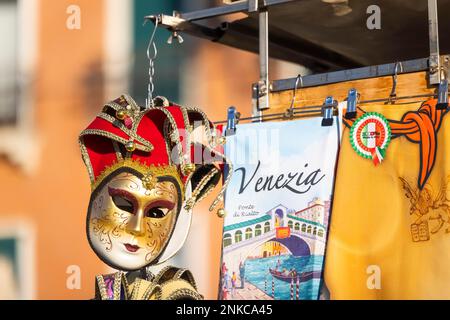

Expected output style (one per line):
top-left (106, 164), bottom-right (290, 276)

top-left (0, 0), bottom-right (302, 299)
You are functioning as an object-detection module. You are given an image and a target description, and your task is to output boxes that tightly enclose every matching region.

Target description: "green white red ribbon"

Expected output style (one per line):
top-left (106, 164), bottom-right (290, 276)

top-left (350, 112), bottom-right (391, 166)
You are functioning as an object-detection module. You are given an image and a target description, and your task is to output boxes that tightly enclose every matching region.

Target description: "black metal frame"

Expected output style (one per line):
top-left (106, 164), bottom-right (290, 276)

top-left (145, 0), bottom-right (300, 117)
top-left (146, 0), bottom-right (448, 115)
top-left (178, 0), bottom-right (297, 21)
top-left (271, 57), bottom-right (431, 92)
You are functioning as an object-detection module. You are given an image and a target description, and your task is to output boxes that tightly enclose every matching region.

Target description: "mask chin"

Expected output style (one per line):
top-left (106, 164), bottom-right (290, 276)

top-left (155, 182), bottom-right (193, 265)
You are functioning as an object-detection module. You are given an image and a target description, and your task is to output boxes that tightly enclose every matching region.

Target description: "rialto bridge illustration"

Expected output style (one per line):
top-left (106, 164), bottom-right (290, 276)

top-left (222, 198), bottom-right (329, 272)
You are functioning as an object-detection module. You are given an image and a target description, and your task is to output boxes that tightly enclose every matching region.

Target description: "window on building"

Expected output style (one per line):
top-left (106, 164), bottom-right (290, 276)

top-left (235, 230), bottom-right (242, 243)
top-left (318, 229), bottom-right (324, 237)
top-left (313, 226), bottom-right (317, 235)
top-left (0, 0), bottom-right (38, 172)
top-left (295, 223), bottom-right (300, 230)
top-left (264, 222), bottom-right (270, 233)
top-left (301, 224), bottom-right (306, 232)
top-left (288, 221), bottom-right (293, 229)
top-left (223, 233), bottom-right (232, 247)
top-left (255, 224), bottom-right (262, 237)
top-left (0, 0), bottom-right (18, 125)
top-left (307, 225), bottom-right (312, 233)
top-left (245, 228), bottom-right (252, 240)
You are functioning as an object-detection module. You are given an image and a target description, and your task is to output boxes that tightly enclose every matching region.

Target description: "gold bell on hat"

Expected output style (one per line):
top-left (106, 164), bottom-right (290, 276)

top-left (218, 136), bottom-right (226, 145)
top-left (125, 140), bottom-right (136, 152)
top-left (116, 109), bottom-right (127, 120)
top-left (182, 163), bottom-right (196, 175)
top-left (216, 208), bottom-right (226, 218)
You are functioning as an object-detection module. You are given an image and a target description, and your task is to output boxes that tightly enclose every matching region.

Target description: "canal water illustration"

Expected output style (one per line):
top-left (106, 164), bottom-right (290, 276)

top-left (244, 254), bottom-right (324, 300)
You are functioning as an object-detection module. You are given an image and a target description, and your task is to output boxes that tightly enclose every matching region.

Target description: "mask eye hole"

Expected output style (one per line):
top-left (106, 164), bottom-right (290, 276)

top-left (145, 207), bottom-right (170, 218)
top-left (111, 195), bottom-right (134, 213)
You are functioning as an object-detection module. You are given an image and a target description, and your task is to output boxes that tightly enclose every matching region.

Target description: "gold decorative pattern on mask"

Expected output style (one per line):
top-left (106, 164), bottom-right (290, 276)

top-left (91, 208), bottom-right (130, 251)
top-left (90, 209), bottom-right (175, 262)
top-left (89, 173), bottom-right (179, 267)
top-left (91, 158), bottom-right (184, 202)
top-left (151, 180), bottom-right (177, 202)
top-left (144, 219), bottom-right (172, 262)
top-left (142, 173), bottom-right (156, 191)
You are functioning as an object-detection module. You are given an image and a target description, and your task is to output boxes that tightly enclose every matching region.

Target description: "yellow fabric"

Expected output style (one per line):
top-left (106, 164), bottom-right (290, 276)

top-left (160, 279), bottom-right (201, 300)
top-left (127, 278), bottom-right (161, 300)
top-left (325, 101), bottom-right (450, 299)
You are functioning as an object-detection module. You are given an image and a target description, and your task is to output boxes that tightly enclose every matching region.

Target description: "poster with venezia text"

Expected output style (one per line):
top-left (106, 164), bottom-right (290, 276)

top-left (219, 117), bottom-right (341, 300)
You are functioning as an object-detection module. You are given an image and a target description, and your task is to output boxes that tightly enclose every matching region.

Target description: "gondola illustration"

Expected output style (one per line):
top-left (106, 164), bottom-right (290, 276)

top-left (269, 268), bottom-right (322, 283)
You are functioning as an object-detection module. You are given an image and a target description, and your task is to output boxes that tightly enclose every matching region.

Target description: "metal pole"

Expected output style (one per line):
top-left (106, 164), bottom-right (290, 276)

top-left (260, 9), bottom-right (269, 110)
top-left (265, 277), bottom-right (267, 292)
top-left (290, 277), bottom-right (294, 300)
top-left (428, 0), bottom-right (440, 85)
top-left (253, 9), bottom-right (270, 118)
top-left (271, 276), bottom-right (275, 298)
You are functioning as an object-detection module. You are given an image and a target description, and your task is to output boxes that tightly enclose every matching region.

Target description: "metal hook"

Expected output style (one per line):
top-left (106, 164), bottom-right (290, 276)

top-left (387, 61), bottom-right (403, 104)
top-left (144, 16), bottom-right (159, 109)
top-left (167, 31), bottom-right (184, 44)
top-left (284, 74), bottom-right (302, 119)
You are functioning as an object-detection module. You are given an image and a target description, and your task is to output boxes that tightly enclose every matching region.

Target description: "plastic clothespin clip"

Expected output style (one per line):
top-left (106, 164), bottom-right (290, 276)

top-left (436, 79), bottom-right (449, 110)
top-left (283, 108), bottom-right (294, 120)
top-left (321, 96), bottom-right (336, 127)
top-left (345, 89), bottom-right (358, 119)
top-left (225, 106), bottom-right (238, 136)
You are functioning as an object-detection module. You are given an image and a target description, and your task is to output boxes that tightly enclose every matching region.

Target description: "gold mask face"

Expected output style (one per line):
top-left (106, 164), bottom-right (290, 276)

top-left (87, 171), bottom-right (181, 270)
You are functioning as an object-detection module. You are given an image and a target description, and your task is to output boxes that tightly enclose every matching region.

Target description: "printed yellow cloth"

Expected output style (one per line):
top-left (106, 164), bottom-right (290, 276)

top-left (325, 99), bottom-right (450, 299)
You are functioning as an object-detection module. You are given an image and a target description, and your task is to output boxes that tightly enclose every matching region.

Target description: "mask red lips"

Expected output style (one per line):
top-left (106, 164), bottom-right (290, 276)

top-left (124, 243), bottom-right (140, 253)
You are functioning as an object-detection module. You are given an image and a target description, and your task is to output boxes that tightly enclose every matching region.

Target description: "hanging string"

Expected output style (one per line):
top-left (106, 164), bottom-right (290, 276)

top-left (285, 74), bottom-right (303, 119)
top-left (145, 18), bottom-right (159, 109)
top-left (386, 61), bottom-right (403, 104)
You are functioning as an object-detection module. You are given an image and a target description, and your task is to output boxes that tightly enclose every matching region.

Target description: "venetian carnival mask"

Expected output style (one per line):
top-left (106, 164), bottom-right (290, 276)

top-left (79, 95), bottom-right (231, 271)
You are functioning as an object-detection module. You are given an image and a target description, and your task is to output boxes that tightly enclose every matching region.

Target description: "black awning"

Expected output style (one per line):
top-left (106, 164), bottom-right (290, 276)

top-left (184, 0), bottom-right (450, 72)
